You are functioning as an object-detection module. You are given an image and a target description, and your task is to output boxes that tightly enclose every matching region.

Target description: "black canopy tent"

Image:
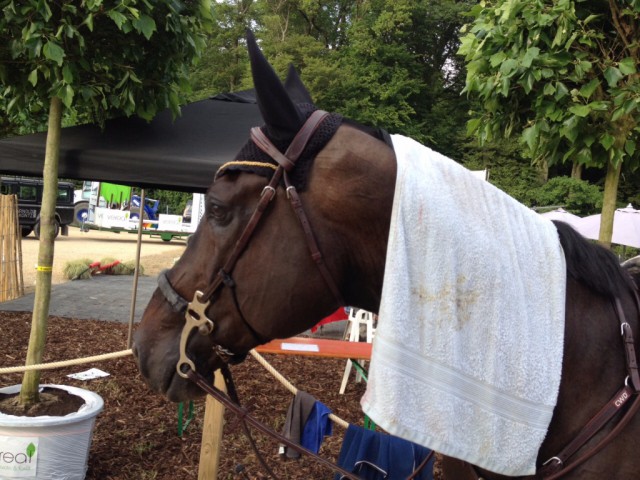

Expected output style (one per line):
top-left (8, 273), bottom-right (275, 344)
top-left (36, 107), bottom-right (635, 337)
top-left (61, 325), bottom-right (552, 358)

top-left (0, 91), bottom-right (263, 193)
top-left (0, 92), bottom-right (263, 335)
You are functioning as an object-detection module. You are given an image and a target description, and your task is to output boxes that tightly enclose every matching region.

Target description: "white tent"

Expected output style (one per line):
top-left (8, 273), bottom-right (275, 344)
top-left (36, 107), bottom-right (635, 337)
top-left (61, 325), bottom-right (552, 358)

top-left (573, 204), bottom-right (640, 248)
top-left (539, 208), bottom-right (584, 230)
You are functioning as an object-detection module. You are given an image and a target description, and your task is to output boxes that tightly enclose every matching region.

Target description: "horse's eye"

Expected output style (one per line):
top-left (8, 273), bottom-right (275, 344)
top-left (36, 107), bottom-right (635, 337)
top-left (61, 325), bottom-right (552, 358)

top-left (208, 202), bottom-right (229, 224)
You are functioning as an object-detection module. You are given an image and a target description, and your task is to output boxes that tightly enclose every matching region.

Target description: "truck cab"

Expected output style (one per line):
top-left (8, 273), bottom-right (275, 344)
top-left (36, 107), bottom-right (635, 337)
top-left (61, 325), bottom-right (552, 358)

top-left (0, 177), bottom-right (75, 238)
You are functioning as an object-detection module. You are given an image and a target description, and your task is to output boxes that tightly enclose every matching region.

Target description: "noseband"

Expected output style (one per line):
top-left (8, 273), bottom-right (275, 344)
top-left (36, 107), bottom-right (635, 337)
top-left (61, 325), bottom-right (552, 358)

top-left (157, 110), bottom-right (345, 378)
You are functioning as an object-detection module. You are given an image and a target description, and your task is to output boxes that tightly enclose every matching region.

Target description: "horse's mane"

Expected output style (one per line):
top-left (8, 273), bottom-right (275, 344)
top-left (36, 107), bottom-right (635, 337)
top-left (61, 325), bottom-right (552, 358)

top-left (553, 220), bottom-right (637, 298)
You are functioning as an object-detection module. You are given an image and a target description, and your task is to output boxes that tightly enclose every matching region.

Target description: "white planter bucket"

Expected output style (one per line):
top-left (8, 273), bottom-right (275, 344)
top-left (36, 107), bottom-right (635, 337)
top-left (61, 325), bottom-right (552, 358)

top-left (0, 384), bottom-right (103, 479)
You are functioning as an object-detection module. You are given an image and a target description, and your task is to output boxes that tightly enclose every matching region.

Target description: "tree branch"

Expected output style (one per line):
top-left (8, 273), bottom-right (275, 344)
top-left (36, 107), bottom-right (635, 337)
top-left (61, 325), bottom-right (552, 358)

top-left (608, 0), bottom-right (633, 54)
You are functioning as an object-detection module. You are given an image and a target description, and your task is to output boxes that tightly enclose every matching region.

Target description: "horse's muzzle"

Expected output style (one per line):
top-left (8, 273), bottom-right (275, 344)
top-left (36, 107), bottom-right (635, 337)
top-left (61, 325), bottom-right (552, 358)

top-left (131, 331), bottom-right (212, 402)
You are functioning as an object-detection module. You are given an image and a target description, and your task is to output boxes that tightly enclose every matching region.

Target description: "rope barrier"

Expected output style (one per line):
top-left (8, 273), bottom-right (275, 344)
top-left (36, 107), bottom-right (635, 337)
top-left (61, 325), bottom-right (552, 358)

top-left (1, 347), bottom-right (351, 429)
top-left (249, 349), bottom-right (349, 429)
top-left (0, 349), bottom-right (133, 374)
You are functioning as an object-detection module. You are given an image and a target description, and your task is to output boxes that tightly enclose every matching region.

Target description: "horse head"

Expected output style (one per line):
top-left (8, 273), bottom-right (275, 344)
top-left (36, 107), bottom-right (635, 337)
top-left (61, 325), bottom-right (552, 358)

top-left (133, 31), bottom-right (396, 401)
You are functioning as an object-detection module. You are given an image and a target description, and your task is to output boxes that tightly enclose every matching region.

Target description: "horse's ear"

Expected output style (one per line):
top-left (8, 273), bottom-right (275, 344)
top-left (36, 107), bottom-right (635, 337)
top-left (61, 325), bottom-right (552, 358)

top-left (246, 30), bottom-right (305, 141)
top-left (284, 64), bottom-right (315, 105)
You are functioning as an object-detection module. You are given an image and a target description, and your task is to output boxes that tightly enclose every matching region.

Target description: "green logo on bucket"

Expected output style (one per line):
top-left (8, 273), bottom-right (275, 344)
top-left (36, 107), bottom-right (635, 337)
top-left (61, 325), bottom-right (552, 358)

top-left (0, 436), bottom-right (39, 477)
top-left (25, 443), bottom-right (36, 459)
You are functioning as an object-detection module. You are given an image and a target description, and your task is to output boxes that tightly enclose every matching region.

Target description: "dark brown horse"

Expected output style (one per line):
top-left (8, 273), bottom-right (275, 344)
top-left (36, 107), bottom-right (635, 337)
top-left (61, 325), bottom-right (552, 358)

top-left (133, 33), bottom-right (640, 479)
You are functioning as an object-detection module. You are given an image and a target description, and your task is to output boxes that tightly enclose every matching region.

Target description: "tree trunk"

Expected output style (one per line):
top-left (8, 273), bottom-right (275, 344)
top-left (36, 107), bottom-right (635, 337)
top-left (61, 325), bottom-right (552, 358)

top-left (598, 159), bottom-right (621, 250)
top-left (539, 159), bottom-right (549, 182)
top-left (20, 97), bottom-right (62, 407)
top-left (571, 162), bottom-right (582, 179)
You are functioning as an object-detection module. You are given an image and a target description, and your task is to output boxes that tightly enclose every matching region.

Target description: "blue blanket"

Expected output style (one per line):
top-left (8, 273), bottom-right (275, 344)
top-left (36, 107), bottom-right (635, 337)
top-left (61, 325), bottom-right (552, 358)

top-left (335, 425), bottom-right (434, 480)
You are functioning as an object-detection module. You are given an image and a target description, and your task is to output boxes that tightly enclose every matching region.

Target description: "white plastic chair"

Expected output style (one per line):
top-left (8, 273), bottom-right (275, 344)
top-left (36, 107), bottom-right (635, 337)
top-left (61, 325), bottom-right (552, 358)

top-left (339, 309), bottom-right (375, 394)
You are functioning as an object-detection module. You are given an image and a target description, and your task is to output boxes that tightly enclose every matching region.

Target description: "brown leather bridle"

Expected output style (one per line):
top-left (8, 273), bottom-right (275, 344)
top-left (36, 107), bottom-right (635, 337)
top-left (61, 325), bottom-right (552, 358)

top-left (156, 110), bottom-right (345, 377)
top-left (154, 110), bottom-right (372, 480)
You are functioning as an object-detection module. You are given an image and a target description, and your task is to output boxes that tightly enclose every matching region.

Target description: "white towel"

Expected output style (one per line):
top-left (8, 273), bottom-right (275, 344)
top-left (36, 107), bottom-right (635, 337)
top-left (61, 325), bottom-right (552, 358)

top-left (360, 135), bottom-right (566, 476)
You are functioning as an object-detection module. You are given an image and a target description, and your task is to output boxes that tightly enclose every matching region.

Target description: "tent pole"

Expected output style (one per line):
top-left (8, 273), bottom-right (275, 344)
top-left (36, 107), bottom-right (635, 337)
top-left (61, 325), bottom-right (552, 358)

top-left (127, 188), bottom-right (145, 348)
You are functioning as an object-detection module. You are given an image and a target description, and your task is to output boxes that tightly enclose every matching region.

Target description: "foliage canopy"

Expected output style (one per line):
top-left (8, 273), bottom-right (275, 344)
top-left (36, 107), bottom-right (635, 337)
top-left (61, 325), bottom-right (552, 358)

top-left (458, 0), bottom-right (640, 172)
top-left (0, 0), bottom-right (213, 132)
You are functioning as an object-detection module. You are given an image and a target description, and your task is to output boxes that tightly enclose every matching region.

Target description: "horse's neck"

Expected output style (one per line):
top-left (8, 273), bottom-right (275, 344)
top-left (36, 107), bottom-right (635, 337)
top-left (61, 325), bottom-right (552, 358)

top-left (311, 126), bottom-right (397, 313)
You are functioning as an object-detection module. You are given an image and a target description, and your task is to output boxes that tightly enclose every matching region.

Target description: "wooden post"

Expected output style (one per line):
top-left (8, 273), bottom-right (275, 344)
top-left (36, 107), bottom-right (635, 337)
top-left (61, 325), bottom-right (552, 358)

top-left (198, 370), bottom-right (226, 480)
top-left (0, 194), bottom-right (23, 302)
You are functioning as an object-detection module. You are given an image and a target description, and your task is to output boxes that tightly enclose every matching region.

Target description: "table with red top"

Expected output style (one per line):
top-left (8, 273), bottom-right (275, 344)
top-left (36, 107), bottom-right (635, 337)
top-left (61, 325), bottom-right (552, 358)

top-left (255, 336), bottom-right (372, 360)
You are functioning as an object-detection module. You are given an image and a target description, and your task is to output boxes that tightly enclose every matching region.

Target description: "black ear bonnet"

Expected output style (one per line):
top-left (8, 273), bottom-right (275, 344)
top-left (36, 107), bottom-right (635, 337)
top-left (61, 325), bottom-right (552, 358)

top-left (223, 107), bottom-right (342, 191)
top-left (215, 30), bottom-right (343, 191)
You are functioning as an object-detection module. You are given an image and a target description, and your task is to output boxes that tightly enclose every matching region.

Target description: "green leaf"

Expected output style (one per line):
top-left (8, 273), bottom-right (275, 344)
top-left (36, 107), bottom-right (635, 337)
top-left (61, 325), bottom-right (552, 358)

top-left (133, 14), bottom-right (156, 40)
top-left (552, 24), bottom-right (565, 47)
top-left (28, 69), bottom-right (38, 87)
top-left (500, 77), bottom-right (510, 96)
top-left (521, 72), bottom-right (535, 94)
top-left (604, 67), bottom-right (623, 88)
top-left (619, 57), bottom-right (636, 75)
top-left (569, 104), bottom-right (590, 117)
top-left (623, 99), bottom-right (637, 114)
top-left (38, 1), bottom-right (53, 21)
top-left (107, 10), bottom-right (128, 29)
top-left (521, 47), bottom-right (540, 68)
top-left (42, 41), bottom-right (65, 66)
top-left (587, 101), bottom-right (609, 111)
top-left (168, 90), bottom-right (180, 114)
top-left (555, 82), bottom-right (569, 100)
top-left (59, 84), bottom-right (75, 108)
top-left (83, 13), bottom-right (94, 32)
top-left (562, 147), bottom-right (577, 163)
top-left (489, 51), bottom-right (507, 67)
top-left (579, 78), bottom-right (599, 99)
top-left (522, 124), bottom-right (540, 150)
top-left (62, 64), bottom-right (73, 84)
top-left (561, 116), bottom-right (580, 143)
top-left (599, 133), bottom-right (615, 151)
top-left (583, 135), bottom-right (595, 147)
top-left (575, 147), bottom-right (592, 165)
top-left (26, 443), bottom-right (36, 459)
top-left (611, 107), bottom-right (625, 121)
top-left (500, 58), bottom-right (518, 76)
top-left (625, 140), bottom-right (636, 157)
top-left (115, 71), bottom-right (130, 89)
top-left (582, 14), bottom-right (600, 25)
top-left (466, 117), bottom-right (482, 136)
top-left (543, 82), bottom-right (556, 96)
top-left (578, 61), bottom-right (592, 73)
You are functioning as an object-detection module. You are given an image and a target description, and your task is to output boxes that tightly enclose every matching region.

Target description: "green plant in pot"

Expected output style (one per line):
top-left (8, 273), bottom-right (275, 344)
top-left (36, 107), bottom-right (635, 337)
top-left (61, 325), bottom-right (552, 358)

top-left (0, 1), bottom-right (212, 477)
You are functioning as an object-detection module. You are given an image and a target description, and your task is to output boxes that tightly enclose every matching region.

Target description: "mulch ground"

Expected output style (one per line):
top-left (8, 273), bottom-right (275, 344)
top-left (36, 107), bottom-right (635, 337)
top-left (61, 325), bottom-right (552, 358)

top-left (0, 311), bottom-right (443, 479)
